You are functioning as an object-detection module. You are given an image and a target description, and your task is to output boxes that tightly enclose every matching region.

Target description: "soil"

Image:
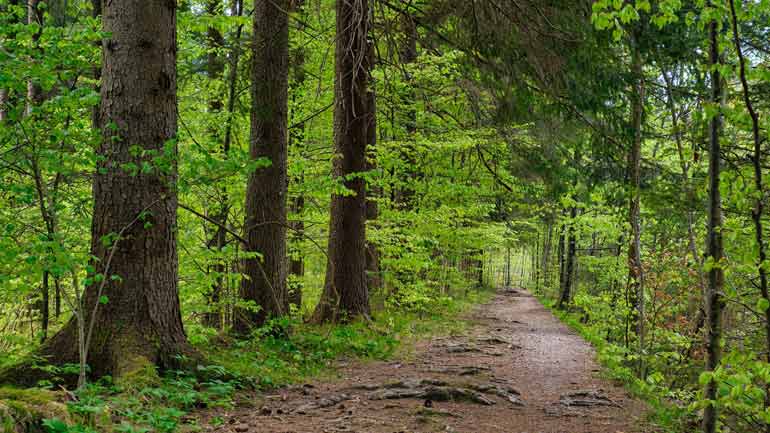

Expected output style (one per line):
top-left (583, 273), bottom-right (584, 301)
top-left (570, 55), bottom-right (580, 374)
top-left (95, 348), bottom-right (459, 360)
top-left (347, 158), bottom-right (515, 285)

top-left (202, 289), bottom-right (654, 433)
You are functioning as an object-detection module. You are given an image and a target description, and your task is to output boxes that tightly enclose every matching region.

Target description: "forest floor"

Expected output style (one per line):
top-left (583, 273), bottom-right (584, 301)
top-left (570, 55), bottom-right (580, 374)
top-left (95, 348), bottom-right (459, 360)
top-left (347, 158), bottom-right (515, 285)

top-left (200, 289), bottom-right (653, 433)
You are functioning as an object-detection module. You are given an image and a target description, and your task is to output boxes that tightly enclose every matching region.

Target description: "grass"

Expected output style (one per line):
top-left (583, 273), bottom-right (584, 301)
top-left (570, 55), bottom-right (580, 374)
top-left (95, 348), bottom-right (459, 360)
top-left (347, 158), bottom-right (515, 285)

top-left (1, 285), bottom-right (495, 433)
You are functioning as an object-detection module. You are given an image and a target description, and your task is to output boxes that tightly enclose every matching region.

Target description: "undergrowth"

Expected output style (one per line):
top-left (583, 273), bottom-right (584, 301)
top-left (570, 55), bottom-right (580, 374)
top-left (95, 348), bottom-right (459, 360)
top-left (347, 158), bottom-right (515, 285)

top-left (535, 292), bottom-right (691, 433)
top-left (2, 286), bottom-right (494, 433)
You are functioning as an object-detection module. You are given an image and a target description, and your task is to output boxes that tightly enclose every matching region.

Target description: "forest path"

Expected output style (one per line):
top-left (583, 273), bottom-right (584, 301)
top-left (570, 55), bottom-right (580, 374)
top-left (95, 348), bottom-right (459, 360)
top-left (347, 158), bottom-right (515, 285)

top-left (204, 289), bottom-right (651, 433)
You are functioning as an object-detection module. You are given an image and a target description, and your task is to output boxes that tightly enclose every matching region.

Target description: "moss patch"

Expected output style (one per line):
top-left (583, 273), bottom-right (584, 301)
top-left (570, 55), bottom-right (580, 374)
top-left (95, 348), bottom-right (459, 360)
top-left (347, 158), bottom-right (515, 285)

top-left (0, 387), bottom-right (68, 433)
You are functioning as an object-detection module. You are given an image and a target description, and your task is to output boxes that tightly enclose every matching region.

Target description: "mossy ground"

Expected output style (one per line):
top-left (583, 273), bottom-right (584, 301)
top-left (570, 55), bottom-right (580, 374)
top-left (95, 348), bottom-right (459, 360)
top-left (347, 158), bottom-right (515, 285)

top-left (0, 387), bottom-right (69, 433)
top-left (3, 286), bottom-right (494, 433)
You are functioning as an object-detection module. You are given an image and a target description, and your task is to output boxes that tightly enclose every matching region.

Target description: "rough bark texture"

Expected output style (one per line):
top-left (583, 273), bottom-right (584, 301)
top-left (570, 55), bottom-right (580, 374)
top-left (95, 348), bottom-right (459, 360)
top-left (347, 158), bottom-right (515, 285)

top-left (703, 13), bottom-right (725, 433)
top-left (235, 0), bottom-right (290, 332)
top-left (313, 0), bottom-right (371, 323)
top-left (31, 0), bottom-right (194, 380)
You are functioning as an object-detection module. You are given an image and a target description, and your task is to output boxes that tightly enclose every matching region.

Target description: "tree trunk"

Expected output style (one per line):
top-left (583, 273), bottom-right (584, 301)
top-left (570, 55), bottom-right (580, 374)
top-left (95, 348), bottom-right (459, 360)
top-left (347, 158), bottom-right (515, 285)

top-left (627, 34), bottom-right (645, 350)
top-left (313, 0), bottom-right (372, 323)
top-left (728, 2), bottom-right (770, 430)
top-left (202, 0), bottom-right (228, 329)
top-left (542, 220), bottom-right (552, 288)
top-left (235, 0), bottom-right (290, 332)
top-left (288, 0), bottom-right (307, 309)
top-left (26, 0), bottom-right (42, 114)
top-left (702, 11), bottom-right (725, 433)
top-left (29, 0), bottom-right (195, 381)
top-left (558, 207), bottom-right (577, 309)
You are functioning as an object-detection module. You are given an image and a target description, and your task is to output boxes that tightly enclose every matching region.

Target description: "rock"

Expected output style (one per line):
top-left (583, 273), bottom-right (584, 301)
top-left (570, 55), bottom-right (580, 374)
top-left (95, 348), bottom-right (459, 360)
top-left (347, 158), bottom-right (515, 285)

top-left (233, 423), bottom-right (249, 432)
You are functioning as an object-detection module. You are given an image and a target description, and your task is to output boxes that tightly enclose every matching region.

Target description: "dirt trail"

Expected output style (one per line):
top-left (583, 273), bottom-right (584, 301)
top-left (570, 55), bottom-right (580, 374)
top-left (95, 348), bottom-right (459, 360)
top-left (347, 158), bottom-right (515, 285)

top-left (205, 289), bottom-right (651, 433)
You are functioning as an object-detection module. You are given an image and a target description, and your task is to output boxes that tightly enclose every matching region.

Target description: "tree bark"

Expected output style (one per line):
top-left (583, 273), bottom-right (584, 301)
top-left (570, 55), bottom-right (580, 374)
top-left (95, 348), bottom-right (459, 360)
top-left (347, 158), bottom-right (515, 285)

top-left (36, 0), bottom-right (195, 380)
top-left (558, 207), bottom-right (577, 309)
top-left (312, 0), bottom-right (372, 322)
top-left (703, 10), bottom-right (725, 433)
top-left (235, 0), bottom-right (290, 332)
top-left (542, 220), bottom-right (552, 288)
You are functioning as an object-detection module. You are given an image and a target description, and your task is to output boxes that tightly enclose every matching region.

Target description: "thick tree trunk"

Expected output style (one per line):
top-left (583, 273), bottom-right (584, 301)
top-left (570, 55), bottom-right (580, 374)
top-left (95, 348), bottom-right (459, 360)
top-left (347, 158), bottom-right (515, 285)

top-left (702, 12), bottom-right (725, 433)
top-left (235, 0), bottom-right (290, 332)
top-left (313, 0), bottom-right (372, 323)
top-left (20, 0), bottom-right (195, 381)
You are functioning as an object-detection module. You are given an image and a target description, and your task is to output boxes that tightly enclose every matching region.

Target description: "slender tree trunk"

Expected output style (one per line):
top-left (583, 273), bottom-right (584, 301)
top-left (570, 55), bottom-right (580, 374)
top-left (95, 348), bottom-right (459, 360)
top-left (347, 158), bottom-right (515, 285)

top-left (728, 2), bottom-right (770, 430)
top-left (545, 221), bottom-right (553, 288)
top-left (703, 11), bottom-right (725, 433)
top-left (202, 0), bottom-right (228, 329)
top-left (313, 0), bottom-right (372, 323)
top-left (627, 33), bottom-right (645, 351)
top-left (534, 231), bottom-right (541, 292)
top-left (505, 246), bottom-right (511, 287)
top-left (557, 222), bottom-right (565, 295)
top-left (0, 88), bottom-right (7, 122)
top-left (26, 0), bottom-right (42, 114)
top-left (235, 0), bottom-right (290, 332)
top-left (288, 0), bottom-right (307, 309)
top-left (558, 207), bottom-right (577, 309)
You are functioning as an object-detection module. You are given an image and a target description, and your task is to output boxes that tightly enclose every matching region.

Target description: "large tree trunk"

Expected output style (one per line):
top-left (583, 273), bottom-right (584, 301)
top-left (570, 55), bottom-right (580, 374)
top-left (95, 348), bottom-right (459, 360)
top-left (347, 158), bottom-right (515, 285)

top-left (702, 11), bottom-right (725, 433)
top-left (313, 0), bottom-right (371, 323)
top-left (34, 0), bottom-right (194, 380)
top-left (234, 0), bottom-right (291, 332)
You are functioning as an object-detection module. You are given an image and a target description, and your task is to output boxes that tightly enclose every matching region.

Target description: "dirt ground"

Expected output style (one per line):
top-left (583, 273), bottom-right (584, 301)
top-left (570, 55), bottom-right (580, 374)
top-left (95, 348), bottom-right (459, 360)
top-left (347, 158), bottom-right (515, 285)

top-left (202, 289), bottom-right (654, 433)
